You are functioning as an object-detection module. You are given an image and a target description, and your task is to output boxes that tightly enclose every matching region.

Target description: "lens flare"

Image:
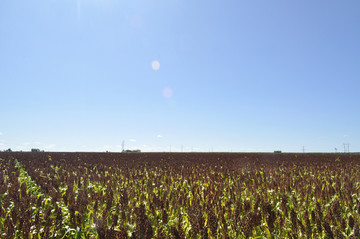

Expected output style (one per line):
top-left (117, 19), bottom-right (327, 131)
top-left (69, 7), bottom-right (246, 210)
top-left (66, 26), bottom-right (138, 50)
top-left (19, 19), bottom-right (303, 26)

top-left (152, 60), bottom-right (160, 70)
top-left (162, 87), bottom-right (173, 98)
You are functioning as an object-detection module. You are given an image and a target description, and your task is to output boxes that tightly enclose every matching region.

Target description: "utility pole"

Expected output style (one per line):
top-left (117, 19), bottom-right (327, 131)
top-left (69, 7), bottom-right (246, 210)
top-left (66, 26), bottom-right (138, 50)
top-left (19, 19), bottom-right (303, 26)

top-left (343, 143), bottom-right (350, 153)
top-left (302, 146), bottom-right (305, 153)
top-left (122, 140), bottom-right (125, 152)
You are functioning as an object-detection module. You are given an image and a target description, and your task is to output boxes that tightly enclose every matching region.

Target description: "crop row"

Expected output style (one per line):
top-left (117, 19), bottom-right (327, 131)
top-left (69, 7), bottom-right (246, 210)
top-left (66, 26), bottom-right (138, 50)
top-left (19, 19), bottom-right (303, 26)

top-left (0, 152), bottom-right (360, 238)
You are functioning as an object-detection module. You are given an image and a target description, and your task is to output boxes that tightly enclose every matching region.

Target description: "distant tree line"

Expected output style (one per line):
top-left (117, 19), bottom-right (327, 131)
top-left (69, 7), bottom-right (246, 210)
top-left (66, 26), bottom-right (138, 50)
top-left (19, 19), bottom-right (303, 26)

top-left (1, 148), bottom-right (44, 152)
top-left (122, 149), bottom-right (141, 153)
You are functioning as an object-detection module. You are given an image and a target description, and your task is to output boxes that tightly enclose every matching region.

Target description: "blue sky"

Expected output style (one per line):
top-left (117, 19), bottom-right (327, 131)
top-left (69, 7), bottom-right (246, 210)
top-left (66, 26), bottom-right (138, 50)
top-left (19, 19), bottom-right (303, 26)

top-left (1, 0), bottom-right (359, 152)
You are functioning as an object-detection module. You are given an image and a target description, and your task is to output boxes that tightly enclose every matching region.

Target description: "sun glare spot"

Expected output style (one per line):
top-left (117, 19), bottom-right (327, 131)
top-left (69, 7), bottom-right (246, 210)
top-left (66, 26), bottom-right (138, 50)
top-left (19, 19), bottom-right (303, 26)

top-left (152, 60), bottom-right (160, 70)
top-left (162, 87), bottom-right (173, 98)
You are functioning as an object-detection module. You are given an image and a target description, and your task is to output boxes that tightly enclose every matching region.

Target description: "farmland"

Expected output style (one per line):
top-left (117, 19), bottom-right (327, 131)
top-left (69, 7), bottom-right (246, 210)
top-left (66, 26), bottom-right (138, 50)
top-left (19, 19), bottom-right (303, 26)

top-left (0, 152), bottom-right (360, 238)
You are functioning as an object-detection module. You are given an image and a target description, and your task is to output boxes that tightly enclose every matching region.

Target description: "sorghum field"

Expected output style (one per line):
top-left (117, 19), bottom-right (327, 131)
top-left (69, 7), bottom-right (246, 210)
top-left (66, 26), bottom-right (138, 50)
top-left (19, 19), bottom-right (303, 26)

top-left (0, 152), bottom-right (360, 238)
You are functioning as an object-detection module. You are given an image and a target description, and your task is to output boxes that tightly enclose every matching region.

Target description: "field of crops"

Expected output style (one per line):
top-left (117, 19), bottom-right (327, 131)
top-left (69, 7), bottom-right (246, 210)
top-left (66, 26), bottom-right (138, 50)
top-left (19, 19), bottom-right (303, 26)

top-left (0, 152), bottom-right (360, 238)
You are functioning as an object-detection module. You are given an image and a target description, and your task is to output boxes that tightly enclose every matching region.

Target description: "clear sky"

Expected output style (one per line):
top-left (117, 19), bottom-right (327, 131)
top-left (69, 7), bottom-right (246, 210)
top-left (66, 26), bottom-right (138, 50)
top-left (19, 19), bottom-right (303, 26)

top-left (1, 0), bottom-right (359, 153)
